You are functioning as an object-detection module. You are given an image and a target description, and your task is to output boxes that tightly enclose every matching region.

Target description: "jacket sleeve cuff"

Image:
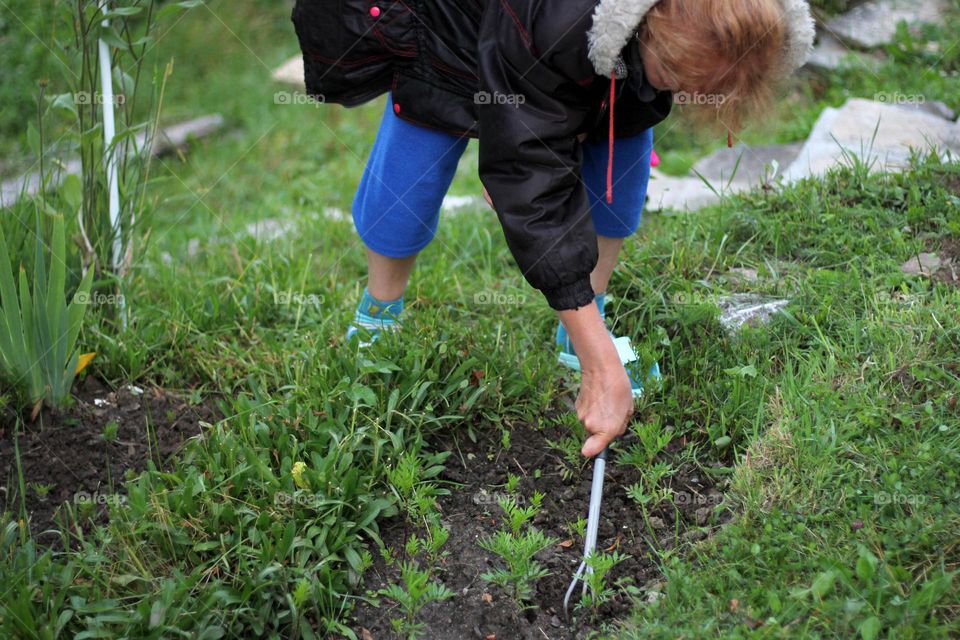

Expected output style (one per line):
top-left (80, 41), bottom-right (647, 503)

top-left (542, 277), bottom-right (595, 311)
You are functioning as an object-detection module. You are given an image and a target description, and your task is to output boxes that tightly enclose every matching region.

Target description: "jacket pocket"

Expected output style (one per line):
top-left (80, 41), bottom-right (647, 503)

top-left (292, 0), bottom-right (399, 104)
top-left (365, 0), bottom-right (418, 58)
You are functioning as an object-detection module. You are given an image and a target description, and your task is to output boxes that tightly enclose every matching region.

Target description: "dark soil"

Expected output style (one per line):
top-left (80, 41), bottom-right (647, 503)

top-left (0, 377), bottom-right (220, 547)
top-left (932, 237), bottom-right (960, 288)
top-left (352, 418), bottom-right (736, 639)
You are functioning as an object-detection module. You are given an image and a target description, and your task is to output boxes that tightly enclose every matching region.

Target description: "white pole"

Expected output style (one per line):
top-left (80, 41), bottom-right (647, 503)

top-left (97, 0), bottom-right (127, 327)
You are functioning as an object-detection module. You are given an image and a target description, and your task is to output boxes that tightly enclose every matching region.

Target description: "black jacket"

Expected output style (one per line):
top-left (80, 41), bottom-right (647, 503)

top-left (291, 0), bottom-right (674, 310)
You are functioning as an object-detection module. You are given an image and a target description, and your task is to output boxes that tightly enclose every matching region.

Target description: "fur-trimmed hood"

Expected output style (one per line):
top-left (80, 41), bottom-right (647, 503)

top-left (586, 0), bottom-right (816, 79)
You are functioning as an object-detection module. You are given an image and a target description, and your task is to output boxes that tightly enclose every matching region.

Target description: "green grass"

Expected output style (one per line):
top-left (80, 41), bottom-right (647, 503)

top-left (615, 153), bottom-right (960, 638)
top-left (0, 1), bottom-right (958, 638)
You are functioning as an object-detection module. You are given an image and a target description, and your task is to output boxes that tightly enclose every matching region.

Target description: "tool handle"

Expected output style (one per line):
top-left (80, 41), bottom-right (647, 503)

top-left (582, 446), bottom-right (608, 562)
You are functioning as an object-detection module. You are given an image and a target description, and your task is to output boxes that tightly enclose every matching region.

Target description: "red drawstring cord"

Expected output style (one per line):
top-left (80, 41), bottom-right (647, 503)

top-left (606, 72), bottom-right (616, 204)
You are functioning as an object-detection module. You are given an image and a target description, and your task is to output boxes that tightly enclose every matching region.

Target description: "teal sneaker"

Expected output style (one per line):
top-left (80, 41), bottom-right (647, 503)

top-left (557, 332), bottom-right (662, 398)
top-left (556, 293), bottom-right (661, 398)
top-left (345, 288), bottom-right (404, 347)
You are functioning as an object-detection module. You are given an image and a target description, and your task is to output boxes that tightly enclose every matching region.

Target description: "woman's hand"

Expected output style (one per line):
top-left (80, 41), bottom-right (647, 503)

top-left (557, 301), bottom-right (634, 456)
top-left (577, 359), bottom-right (633, 457)
top-left (482, 186), bottom-right (494, 210)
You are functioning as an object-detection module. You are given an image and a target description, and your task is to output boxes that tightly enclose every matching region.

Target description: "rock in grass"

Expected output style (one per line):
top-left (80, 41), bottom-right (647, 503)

top-left (692, 142), bottom-right (803, 188)
top-left (713, 436), bottom-right (733, 449)
top-left (783, 99), bottom-right (960, 183)
top-left (806, 31), bottom-right (882, 72)
top-left (900, 253), bottom-right (942, 276)
top-left (825, 0), bottom-right (951, 49)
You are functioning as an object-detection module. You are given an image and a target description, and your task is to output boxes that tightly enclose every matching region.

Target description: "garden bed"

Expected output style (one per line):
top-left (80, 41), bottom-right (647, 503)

top-left (352, 417), bottom-right (737, 639)
top-left (0, 377), bottom-right (220, 547)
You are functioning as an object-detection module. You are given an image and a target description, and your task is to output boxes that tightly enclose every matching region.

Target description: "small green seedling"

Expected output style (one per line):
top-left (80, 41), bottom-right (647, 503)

top-left (567, 517), bottom-right (587, 540)
top-left (626, 482), bottom-right (673, 509)
top-left (577, 550), bottom-right (630, 617)
top-left (504, 473), bottom-right (520, 495)
top-left (379, 560), bottom-right (454, 640)
top-left (478, 493), bottom-right (557, 608)
top-left (618, 418), bottom-right (672, 469)
top-left (30, 483), bottom-right (53, 500)
top-left (102, 420), bottom-right (120, 442)
top-left (387, 450), bottom-right (447, 523)
top-left (424, 520), bottom-right (450, 566)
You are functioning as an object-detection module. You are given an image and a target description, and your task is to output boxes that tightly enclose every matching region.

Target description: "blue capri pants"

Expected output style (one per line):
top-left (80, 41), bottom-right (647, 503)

top-left (352, 94), bottom-right (655, 258)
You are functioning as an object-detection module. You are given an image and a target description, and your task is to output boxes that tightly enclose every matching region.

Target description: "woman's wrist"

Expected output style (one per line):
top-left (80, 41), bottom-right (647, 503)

top-left (556, 302), bottom-right (620, 372)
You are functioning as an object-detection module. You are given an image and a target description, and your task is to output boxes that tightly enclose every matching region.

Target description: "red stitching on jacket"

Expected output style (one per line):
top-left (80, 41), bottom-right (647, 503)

top-left (499, 0), bottom-right (539, 57)
top-left (373, 26), bottom-right (418, 56)
top-left (428, 57), bottom-right (478, 81)
top-left (302, 48), bottom-right (393, 68)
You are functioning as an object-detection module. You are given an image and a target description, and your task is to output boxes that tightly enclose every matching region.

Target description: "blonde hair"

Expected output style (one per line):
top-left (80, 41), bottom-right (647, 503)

top-left (639, 0), bottom-right (788, 131)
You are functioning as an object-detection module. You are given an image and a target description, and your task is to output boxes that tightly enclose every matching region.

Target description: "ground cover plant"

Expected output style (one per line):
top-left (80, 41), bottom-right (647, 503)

top-left (0, 1), bottom-right (957, 638)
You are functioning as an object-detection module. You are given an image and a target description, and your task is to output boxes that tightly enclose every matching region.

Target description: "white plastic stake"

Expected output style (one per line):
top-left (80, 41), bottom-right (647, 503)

top-left (97, 0), bottom-right (127, 327)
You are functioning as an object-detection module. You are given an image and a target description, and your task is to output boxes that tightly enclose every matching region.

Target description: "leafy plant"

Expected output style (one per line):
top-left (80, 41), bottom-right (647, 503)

top-left (102, 419), bottom-right (120, 442)
top-left (46, 0), bottom-right (183, 283)
top-left (618, 417), bottom-right (673, 468)
top-left (387, 449), bottom-right (449, 523)
top-left (478, 493), bottom-right (557, 608)
top-left (568, 517), bottom-right (587, 540)
top-left (379, 560), bottom-right (454, 640)
top-left (0, 214), bottom-right (94, 408)
top-left (578, 550), bottom-right (631, 616)
top-left (626, 481), bottom-right (673, 510)
top-left (504, 472), bottom-right (521, 494)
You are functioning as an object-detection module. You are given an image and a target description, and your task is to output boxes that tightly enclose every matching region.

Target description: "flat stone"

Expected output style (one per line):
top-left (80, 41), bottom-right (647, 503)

top-left (806, 31), bottom-right (883, 72)
top-left (717, 294), bottom-right (791, 332)
top-left (782, 98), bottom-right (960, 182)
top-left (893, 100), bottom-right (957, 122)
top-left (692, 142), bottom-right (803, 188)
top-left (826, 0), bottom-right (950, 49)
top-left (646, 169), bottom-right (723, 211)
top-left (272, 55), bottom-right (305, 88)
top-left (900, 253), bottom-right (942, 275)
top-left (2, 115), bottom-right (223, 209)
top-left (726, 267), bottom-right (760, 283)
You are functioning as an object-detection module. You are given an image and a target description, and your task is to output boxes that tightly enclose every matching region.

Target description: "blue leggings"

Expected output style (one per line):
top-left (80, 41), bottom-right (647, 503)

top-left (353, 95), bottom-right (654, 258)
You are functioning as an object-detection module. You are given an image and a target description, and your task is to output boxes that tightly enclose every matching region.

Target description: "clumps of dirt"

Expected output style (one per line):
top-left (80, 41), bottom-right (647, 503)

top-left (0, 377), bottom-right (220, 547)
top-left (932, 238), bottom-right (960, 288)
top-left (941, 172), bottom-right (960, 199)
top-left (352, 418), bottom-right (736, 639)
